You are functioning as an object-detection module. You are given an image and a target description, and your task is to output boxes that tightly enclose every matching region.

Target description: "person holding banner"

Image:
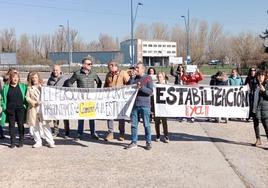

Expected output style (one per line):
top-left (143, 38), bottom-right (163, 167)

top-left (1, 71), bottom-right (27, 148)
top-left (126, 62), bottom-right (153, 150)
top-left (209, 71), bottom-right (228, 123)
top-left (47, 64), bottom-right (70, 138)
top-left (252, 70), bottom-right (268, 146)
top-left (170, 64), bottom-right (184, 85)
top-left (154, 72), bottom-right (169, 143)
top-left (26, 72), bottom-right (55, 148)
top-left (66, 56), bottom-right (102, 140)
top-left (104, 60), bottom-right (130, 141)
top-left (181, 67), bottom-right (203, 122)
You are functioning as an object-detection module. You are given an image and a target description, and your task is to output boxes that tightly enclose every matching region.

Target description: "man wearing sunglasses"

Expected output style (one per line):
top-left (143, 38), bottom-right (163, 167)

top-left (66, 56), bottom-right (102, 140)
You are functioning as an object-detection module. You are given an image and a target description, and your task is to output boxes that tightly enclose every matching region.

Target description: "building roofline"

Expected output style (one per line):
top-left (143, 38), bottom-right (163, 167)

top-left (49, 51), bottom-right (121, 54)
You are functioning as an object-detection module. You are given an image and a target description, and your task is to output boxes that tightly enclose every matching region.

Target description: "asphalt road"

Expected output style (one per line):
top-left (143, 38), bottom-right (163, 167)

top-left (0, 119), bottom-right (267, 188)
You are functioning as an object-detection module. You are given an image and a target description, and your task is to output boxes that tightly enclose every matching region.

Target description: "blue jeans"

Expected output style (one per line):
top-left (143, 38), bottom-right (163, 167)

top-left (78, 120), bottom-right (96, 135)
top-left (130, 106), bottom-right (151, 144)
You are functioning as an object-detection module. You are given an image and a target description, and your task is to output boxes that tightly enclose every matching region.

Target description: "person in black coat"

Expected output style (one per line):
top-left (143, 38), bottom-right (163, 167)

top-left (210, 71), bottom-right (228, 123)
top-left (251, 70), bottom-right (268, 146)
top-left (244, 67), bottom-right (258, 121)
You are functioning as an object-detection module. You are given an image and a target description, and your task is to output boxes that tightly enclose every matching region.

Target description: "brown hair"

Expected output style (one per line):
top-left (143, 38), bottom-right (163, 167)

top-left (9, 71), bottom-right (20, 84)
top-left (82, 56), bottom-right (94, 64)
top-left (2, 68), bottom-right (17, 84)
top-left (27, 71), bottom-right (43, 86)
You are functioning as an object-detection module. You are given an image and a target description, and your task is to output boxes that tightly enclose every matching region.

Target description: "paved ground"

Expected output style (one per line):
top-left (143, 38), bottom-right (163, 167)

top-left (0, 119), bottom-right (268, 188)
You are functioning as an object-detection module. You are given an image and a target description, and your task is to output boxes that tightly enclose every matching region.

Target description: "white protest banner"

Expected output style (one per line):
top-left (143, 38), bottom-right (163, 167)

top-left (41, 85), bottom-right (138, 120)
top-left (169, 56), bottom-right (183, 64)
top-left (185, 65), bottom-right (197, 73)
top-left (154, 84), bottom-right (249, 118)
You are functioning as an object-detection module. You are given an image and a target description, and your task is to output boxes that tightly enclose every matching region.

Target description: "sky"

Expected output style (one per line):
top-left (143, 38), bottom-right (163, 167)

top-left (0, 0), bottom-right (267, 43)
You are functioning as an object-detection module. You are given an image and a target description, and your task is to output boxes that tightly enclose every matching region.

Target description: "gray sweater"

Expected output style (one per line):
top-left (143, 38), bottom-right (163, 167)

top-left (65, 68), bottom-right (102, 88)
top-left (129, 74), bottom-right (153, 107)
top-left (47, 73), bottom-right (70, 87)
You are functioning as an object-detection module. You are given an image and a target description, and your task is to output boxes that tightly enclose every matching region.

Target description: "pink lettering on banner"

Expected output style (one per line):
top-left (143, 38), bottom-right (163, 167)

top-left (185, 105), bottom-right (209, 117)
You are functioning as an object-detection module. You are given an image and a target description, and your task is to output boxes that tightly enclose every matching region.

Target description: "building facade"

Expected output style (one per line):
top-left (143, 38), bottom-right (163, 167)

top-left (120, 39), bottom-right (177, 66)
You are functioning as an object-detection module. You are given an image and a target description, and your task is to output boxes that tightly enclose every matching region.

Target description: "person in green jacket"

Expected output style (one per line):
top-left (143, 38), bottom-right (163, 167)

top-left (1, 71), bottom-right (27, 148)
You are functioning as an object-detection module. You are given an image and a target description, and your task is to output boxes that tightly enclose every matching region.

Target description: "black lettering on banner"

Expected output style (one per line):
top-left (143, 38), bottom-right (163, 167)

top-left (156, 87), bottom-right (166, 104)
top-left (204, 89), bottom-right (212, 105)
top-left (214, 87), bottom-right (222, 106)
top-left (226, 88), bottom-right (234, 106)
top-left (236, 91), bottom-right (242, 107)
top-left (177, 87), bottom-right (188, 105)
top-left (199, 87), bottom-right (204, 105)
top-left (221, 88), bottom-right (227, 106)
top-left (166, 87), bottom-right (177, 105)
top-left (192, 88), bottom-right (201, 105)
top-left (234, 90), bottom-right (237, 106)
top-left (184, 89), bottom-right (193, 105)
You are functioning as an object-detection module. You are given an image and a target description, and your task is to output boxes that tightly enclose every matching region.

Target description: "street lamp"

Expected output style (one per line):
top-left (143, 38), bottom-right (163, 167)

top-left (181, 9), bottom-right (190, 64)
top-left (130, 0), bottom-right (143, 66)
top-left (59, 20), bottom-right (72, 73)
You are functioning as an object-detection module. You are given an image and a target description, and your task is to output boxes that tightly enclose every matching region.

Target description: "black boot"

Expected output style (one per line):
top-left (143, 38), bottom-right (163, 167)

top-left (0, 126), bottom-right (5, 139)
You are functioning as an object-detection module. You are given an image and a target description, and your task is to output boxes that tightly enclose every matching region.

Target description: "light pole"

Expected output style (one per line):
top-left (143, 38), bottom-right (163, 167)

top-left (181, 9), bottom-right (190, 64)
top-left (131, 0), bottom-right (143, 66)
top-left (59, 20), bottom-right (72, 73)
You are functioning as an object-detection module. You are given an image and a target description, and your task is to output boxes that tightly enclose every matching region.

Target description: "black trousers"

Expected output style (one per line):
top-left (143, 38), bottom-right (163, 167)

top-left (154, 117), bottom-right (168, 138)
top-left (6, 107), bottom-right (25, 144)
top-left (53, 120), bottom-right (70, 135)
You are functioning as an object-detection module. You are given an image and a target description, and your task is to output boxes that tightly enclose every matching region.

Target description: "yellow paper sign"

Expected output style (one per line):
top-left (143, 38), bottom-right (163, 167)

top-left (79, 101), bottom-right (96, 118)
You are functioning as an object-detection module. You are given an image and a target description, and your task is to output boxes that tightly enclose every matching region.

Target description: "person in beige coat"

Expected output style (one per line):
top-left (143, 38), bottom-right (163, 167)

top-left (104, 60), bottom-right (130, 141)
top-left (26, 72), bottom-right (55, 148)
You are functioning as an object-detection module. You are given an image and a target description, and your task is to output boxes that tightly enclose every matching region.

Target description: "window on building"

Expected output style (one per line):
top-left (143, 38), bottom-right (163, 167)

top-left (154, 51), bottom-right (157, 53)
top-left (143, 44), bottom-right (147, 47)
top-left (148, 51), bottom-right (152, 53)
top-left (167, 45), bottom-right (171, 47)
top-left (143, 51), bottom-right (147, 53)
top-left (158, 45), bottom-right (162, 47)
top-left (148, 44), bottom-right (152, 47)
top-left (172, 51), bottom-right (176, 54)
top-left (154, 45), bottom-right (157, 47)
top-left (158, 51), bottom-right (162, 54)
top-left (163, 45), bottom-right (166, 47)
top-left (172, 45), bottom-right (176, 47)
top-left (167, 51), bottom-right (171, 53)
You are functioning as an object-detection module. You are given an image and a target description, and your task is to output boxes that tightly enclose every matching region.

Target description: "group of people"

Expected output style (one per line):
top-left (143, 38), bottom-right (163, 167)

top-left (1, 58), bottom-right (268, 150)
top-left (0, 57), bottom-right (160, 150)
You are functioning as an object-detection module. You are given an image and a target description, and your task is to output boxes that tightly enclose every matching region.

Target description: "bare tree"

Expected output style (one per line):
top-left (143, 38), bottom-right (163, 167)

top-left (135, 23), bottom-right (150, 39)
top-left (150, 23), bottom-right (169, 40)
top-left (0, 28), bottom-right (16, 52)
top-left (98, 33), bottom-right (118, 51)
top-left (206, 22), bottom-right (226, 61)
top-left (231, 32), bottom-right (264, 69)
top-left (17, 34), bottom-right (32, 64)
top-left (41, 34), bottom-right (52, 60)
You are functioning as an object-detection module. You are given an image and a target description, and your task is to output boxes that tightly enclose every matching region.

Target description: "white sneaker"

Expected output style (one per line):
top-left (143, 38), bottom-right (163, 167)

top-left (33, 142), bottom-right (42, 148)
top-left (48, 143), bottom-right (56, 148)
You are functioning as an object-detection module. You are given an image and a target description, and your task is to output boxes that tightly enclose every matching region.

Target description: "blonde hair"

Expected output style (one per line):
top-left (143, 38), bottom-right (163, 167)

top-left (27, 71), bottom-right (43, 86)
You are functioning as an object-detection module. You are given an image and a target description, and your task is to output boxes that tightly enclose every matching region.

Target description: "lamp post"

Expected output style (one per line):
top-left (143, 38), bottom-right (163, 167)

top-left (59, 20), bottom-right (72, 73)
top-left (181, 9), bottom-right (190, 64)
top-left (130, 0), bottom-right (143, 66)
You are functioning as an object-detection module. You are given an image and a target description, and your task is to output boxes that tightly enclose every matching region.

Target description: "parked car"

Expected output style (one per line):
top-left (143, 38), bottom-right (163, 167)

top-left (208, 60), bottom-right (222, 65)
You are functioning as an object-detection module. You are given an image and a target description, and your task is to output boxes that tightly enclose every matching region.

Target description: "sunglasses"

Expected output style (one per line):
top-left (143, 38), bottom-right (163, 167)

top-left (85, 63), bottom-right (93, 66)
